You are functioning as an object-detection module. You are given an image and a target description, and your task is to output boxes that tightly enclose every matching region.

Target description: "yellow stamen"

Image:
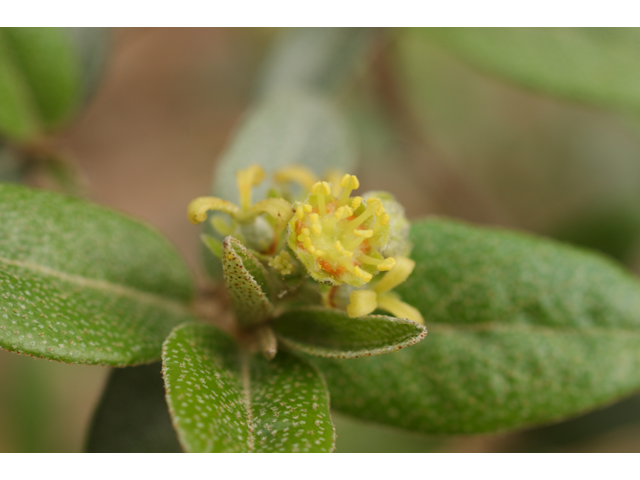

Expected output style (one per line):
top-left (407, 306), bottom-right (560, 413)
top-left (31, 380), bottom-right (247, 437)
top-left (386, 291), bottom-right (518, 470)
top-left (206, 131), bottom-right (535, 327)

top-left (337, 174), bottom-right (360, 206)
top-left (359, 255), bottom-right (396, 271)
top-left (377, 292), bottom-right (424, 324)
top-left (353, 266), bottom-right (373, 282)
top-left (187, 196), bottom-right (240, 225)
top-left (353, 229), bottom-right (373, 238)
top-left (311, 181), bottom-right (331, 215)
top-left (309, 213), bottom-right (322, 234)
top-left (351, 196), bottom-right (363, 210)
top-left (273, 165), bottom-right (318, 191)
top-left (236, 165), bottom-right (266, 211)
top-left (347, 290), bottom-right (378, 318)
top-left (334, 206), bottom-right (353, 221)
top-left (346, 198), bottom-right (382, 230)
top-left (373, 257), bottom-right (415, 294)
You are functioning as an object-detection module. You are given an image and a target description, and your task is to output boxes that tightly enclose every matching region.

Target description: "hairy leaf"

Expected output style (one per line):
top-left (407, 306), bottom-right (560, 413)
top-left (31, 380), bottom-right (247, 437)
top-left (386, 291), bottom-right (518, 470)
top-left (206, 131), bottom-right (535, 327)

top-left (273, 307), bottom-right (427, 358)
top-left (420, 28), bottom-right (640, 112)
top-left (312, 218), bottom-right (640, 434)
top-left (162, 323), bottom-right (335, 453)
top-left (0, 183), bottom-right (196, 365)
top-left (258, 27), bottom-right (374, 97)
top-left (86, 363), bottom-right (182, 452)
top-left (221, 237), bottom-right (272, 327)
top-left (0, 27), bottom-right (81, 141)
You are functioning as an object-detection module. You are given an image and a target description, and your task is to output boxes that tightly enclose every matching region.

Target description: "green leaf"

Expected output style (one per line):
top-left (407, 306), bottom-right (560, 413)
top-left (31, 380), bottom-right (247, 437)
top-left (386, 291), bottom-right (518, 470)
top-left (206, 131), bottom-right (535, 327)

top-left (65, 27), bottom-right (110, 104)
top-left (211, 93), bottom-right (356, 202)
top-left (420, 28), bottom-right (640, 112)
top-left (226, 236), bottom-right (273, 298)
top-left (0, 27), bottom-right (81, 141)
top-left (273, 307), bottom-right (427, 358)
top-left (0, 183), bottom-right (196, 365)
top-left (162, 323), bottom-right (335, 453)
top-left (258, 27), bottom-right (374, 97)
top-left (311, 218), bottom-right (640, 434)
top-left (86, 363), bottom-right (182, 452)
top-left (221, 236), bottom-right (273, 328)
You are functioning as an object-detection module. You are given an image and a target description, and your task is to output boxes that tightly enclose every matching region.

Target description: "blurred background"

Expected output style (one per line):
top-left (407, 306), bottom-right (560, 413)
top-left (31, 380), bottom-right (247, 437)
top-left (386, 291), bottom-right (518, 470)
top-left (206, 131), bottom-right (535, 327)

top-left (2, 27), bottom-right (640, 452)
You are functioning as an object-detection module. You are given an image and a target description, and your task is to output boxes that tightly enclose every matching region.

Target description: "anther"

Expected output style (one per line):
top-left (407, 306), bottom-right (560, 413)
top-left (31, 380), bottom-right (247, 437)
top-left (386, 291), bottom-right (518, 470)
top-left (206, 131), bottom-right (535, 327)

top-left (337, 175), bottom-right (360, 206)
top-left (353, 229), bottom-right (374, 238)
top-left (354, 267), bottom-right (373, 282)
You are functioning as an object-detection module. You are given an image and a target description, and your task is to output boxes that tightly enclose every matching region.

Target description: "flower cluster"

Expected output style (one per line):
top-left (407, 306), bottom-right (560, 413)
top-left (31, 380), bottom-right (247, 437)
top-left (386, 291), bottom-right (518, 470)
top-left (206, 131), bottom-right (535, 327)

top-left (188, 164), bottom-right (423, 324)
top-left (288, 175), bottom-right (395, 287)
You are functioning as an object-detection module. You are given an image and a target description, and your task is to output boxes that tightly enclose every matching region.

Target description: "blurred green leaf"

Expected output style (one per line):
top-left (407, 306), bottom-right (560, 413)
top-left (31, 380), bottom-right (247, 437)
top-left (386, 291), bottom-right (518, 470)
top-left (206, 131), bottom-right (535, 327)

top-left (273, 307), bottom-right (427, 358)
top-left (222, 236), bottom-right (272, 328)
top-left (86, 363), bottom-right (182, 453)
top-left (0, 28), bottom-right (81, 141)
top-left (551, 201), bottom-right (640, 265)
top-left (420, 28), bottom-right (640, 112)
top-left (258, 27), bottom-right (374, 97)
top-left (0, 183), bottom-right (196, 365)
top-left (211, 93), bottom-right (355, 201)
top-left (332, 411), bottom-right (440, 453)
top-left (162, 323), bottom-right (335, 452)
top-left (397, 32), bottom-right (640, 233)
top-left (65, 27), bottom-right (110, 103)
top-left (312, 218), bottom-right (640, 434)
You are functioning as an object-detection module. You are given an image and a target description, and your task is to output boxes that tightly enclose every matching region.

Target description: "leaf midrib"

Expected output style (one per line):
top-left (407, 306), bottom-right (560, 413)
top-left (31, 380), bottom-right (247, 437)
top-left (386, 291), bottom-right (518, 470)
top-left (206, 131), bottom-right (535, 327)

top-left (0, 255), bottom-right (191, 315)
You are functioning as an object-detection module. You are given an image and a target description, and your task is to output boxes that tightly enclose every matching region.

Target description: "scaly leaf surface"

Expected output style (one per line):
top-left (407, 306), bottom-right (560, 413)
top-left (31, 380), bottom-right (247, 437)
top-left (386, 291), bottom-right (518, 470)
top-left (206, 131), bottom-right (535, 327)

top-left (0, 184), bottom-right (196, 365)
top-left (221, 237), bottom-right (273, 327)
top-left (162, 323), bottom-right (335, 452)
top-left (273, 307), bottom-right (427, 358)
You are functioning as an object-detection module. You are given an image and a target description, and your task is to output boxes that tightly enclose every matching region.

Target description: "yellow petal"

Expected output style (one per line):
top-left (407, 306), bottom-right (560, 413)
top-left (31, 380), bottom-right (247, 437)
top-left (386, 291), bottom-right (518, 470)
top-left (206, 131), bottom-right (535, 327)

top-left (347, 290), bottom-right (378, 318)
top-left (373, 256), bottom-right (415, 294)
top-left (376, 292), bottom-right (424, 324)
top-left (187, 197), bottom-right (240, 225)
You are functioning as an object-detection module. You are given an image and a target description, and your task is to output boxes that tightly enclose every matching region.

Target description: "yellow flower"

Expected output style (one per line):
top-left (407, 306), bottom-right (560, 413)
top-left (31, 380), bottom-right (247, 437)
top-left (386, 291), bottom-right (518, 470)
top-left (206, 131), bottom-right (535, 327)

top-left (187, 165), bottom-right (293, 253)
top-left (347, 256), bottom-right (424, 324)
top-left (287, 174), bottom-right (397, 287)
